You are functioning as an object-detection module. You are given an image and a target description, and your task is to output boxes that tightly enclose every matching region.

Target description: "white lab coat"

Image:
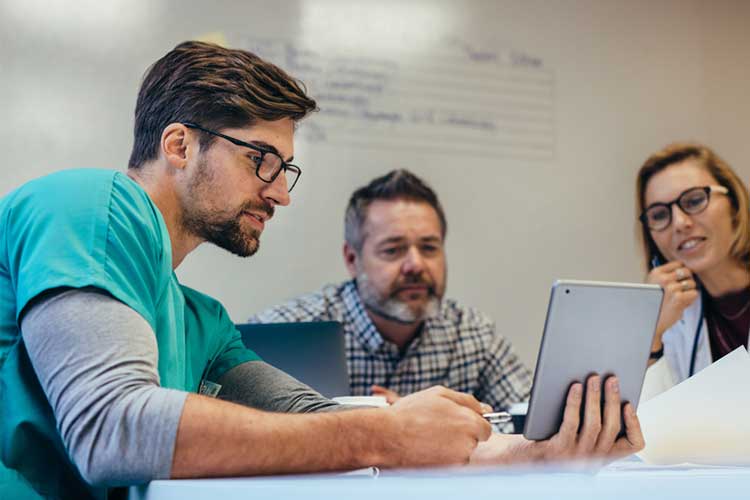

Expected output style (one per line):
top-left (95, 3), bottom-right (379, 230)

top-left (641, 293), bottom-right (750, 402)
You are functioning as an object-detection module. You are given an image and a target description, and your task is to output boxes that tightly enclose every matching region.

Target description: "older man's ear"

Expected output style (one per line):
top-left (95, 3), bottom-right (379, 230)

top-left (343, 242), bottom-right (359, 278)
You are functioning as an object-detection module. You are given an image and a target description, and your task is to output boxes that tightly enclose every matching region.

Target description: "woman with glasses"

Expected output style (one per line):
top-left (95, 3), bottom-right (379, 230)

top-left (636, 142), bottom-right (750, 400)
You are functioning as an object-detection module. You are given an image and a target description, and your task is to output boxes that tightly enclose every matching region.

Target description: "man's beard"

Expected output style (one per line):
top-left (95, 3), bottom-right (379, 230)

top-left (181, 158), bottom-right (273, 257)
top-left (356, 272), bottom-right (441, 324)
top-left (183, 209), bottom-right (262, 257)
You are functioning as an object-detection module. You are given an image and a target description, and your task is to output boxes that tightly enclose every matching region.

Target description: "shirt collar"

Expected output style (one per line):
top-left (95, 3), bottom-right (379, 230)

top-left (341, 279), bottom-right (429, 356)
top-left (342, 280), bottom-right (386, 353)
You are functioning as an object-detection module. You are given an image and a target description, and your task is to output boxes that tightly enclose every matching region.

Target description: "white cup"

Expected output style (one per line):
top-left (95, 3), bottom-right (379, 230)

top-left (332, 396), bottom-right (389, 408)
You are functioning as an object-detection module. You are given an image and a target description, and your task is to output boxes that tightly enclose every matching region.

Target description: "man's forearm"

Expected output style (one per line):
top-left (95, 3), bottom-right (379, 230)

top-left (22, 289), bottom-right (490, 481)
top-left (171, 394), bottom-right (391, 477)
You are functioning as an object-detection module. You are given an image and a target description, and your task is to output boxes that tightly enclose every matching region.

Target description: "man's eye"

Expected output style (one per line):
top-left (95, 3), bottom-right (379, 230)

top-left (247, 154), bottom-right (262, 167)
top-left (421, 245), bottom-right (440, 254)
top-left (380, 247), bottom-right (404, 258)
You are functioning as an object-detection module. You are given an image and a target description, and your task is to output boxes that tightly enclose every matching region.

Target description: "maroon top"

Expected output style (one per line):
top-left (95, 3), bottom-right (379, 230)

top-left (703, 287), bottom-right (750, 361)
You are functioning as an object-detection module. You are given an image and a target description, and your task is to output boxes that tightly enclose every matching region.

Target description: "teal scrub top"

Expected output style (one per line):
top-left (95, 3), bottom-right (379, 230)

top-left (0, 169), bottom-right (259, 499)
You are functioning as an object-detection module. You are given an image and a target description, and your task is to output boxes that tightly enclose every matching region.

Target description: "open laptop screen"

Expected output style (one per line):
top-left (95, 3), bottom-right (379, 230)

top-left (235, 321), bottom-right (350, 398)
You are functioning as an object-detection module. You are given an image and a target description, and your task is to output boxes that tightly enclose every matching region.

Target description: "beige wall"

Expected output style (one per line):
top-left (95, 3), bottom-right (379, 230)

top-left (1, 0), bottom-right (748, 368)
top-left (703, 0), bottom-right (750, 181)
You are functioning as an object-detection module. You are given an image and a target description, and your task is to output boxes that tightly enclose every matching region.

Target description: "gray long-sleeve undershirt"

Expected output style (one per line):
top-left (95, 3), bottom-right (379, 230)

top-left (217, 360), bottom-right (343, 413)
top-left (21, 288), bottom-right (341, 487)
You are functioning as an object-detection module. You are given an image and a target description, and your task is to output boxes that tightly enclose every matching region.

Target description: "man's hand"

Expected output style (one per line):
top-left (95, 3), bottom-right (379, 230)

top-left (647, 260), bottom-right (698, 354)
top-left (372, 385), bottom-right (493, 412)
top-left (379, 386), bottom-right (492, 467)
top-left (531, 376), bottom-right (644, 461)
top-left (371, 384), bottom-right (401, 403)
top-left (470, 375), bottom-right (644, 467)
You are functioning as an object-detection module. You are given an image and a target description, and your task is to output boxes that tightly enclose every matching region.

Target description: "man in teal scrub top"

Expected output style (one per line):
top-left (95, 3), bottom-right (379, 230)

top-left (0, 41), bottom-right (645, 499)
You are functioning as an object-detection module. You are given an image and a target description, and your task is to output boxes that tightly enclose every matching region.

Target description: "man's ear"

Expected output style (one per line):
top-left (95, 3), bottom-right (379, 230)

top-left (160, 123), bottom-right (195, 170)
top-left (343, 242), bottom-right (359, 278)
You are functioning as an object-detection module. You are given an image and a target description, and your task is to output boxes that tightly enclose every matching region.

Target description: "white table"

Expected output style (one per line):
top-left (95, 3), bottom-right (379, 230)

top-left (130, 460), bottom-right (750, 500)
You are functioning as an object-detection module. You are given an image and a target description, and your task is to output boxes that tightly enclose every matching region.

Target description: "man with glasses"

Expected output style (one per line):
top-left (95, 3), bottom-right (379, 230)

top-left (0, 41), bottom-right (645, 499)
top-left (182, 122), bottom-right (303, 192)
top-left (252, 170), bottom-right (532, 416)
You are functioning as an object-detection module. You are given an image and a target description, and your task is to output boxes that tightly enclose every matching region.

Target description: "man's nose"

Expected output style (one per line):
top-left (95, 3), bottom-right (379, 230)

top-left (401, 246), bottom-right (425, 274)
top-left (262, 173), bottom-right (290, 207)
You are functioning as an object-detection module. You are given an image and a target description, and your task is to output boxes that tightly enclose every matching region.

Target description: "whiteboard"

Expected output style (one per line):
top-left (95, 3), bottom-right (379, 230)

top-left (1, 0), bottom-right (749, 366)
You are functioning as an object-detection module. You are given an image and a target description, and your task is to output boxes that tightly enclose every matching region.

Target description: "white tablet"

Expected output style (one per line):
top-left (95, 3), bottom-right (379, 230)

top-left (524, 280), bottom-right (663, 441)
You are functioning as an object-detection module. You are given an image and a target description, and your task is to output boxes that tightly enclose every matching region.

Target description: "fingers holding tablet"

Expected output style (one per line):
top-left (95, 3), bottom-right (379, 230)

top-left (610, 403), bottom-right (645, 459)
top-left (557, 382), bottom-right (582, 444)
top-left (531, 375), bottom-right (645, 463)
top-left (471, 374), bottom-right (645, 467)
top-left (594, 377), bottom-right (623, 453)
top-left (578, 375), bottom-right (603, 451)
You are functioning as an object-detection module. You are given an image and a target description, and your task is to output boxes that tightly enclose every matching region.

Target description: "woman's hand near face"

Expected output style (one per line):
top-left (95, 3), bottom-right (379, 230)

top-left (647, 260), bottom-right (699, 352)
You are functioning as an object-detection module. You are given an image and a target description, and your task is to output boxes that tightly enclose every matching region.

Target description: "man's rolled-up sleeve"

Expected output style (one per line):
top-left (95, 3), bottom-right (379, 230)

top-left (21, 288), bottom-right (187, 486)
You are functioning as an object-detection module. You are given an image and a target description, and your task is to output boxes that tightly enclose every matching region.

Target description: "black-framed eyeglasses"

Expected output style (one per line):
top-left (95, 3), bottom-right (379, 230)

top-left (182, 122), bottom-right (301, 193)
top-left (639, 185), bottom-right (729, 231)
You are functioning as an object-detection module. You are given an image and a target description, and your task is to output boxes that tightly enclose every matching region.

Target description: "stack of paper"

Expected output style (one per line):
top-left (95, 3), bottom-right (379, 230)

top-left (637, 347), bottom-right (750, 466)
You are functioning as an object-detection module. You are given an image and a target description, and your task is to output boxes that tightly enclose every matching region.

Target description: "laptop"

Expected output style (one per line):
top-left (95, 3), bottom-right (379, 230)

top-left (235, 321), bottom-right (350, 398)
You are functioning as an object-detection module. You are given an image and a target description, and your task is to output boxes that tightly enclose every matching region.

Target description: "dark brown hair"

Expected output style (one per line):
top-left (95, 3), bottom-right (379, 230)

top-left (635, 142), bottom-right (750, 269)
top-left (345, 169), bottom-right (447, 252)
top-left (128, 41), bottom-right (317, 168)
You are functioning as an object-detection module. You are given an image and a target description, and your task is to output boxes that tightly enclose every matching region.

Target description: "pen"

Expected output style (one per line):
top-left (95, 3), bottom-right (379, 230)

top-left (482, 411), bottom-right (511, 424)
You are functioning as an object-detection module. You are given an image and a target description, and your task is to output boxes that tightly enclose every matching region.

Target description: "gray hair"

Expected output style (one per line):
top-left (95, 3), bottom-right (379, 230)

top-left (344, 169), bottom-right (447, 253)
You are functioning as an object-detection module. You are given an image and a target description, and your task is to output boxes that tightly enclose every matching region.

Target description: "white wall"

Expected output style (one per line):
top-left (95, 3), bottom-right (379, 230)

top-left (1, 0), bottom-right (748, 367)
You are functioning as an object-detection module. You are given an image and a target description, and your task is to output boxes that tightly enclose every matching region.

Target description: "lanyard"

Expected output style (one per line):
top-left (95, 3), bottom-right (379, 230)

top-left (689, 299), bottom-right (704, 377)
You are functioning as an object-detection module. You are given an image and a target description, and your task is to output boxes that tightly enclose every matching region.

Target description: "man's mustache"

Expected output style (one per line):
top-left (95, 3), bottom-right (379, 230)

top-left (239, 200), bottom-right (274, 220)
top-left (390, 275), bottom-right (436, 295)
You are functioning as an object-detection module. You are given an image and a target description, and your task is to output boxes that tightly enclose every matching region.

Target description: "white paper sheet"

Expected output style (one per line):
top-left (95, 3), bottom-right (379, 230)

top-left (637, 347), bottom-right (750, 466)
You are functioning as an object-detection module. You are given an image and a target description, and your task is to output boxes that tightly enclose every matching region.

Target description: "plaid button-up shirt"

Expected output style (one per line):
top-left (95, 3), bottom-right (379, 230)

top-left (251, 280), bottom-right (531, 411)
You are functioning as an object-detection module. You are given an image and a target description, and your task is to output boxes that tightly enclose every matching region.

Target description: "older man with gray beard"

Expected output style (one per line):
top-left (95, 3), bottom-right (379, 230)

top-left (251, 169), bottom-right (531, 414)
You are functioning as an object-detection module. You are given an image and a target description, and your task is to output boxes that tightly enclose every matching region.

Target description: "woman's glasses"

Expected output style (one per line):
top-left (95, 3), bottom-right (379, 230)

top-left (640, 185), bottom-right (729, 231)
